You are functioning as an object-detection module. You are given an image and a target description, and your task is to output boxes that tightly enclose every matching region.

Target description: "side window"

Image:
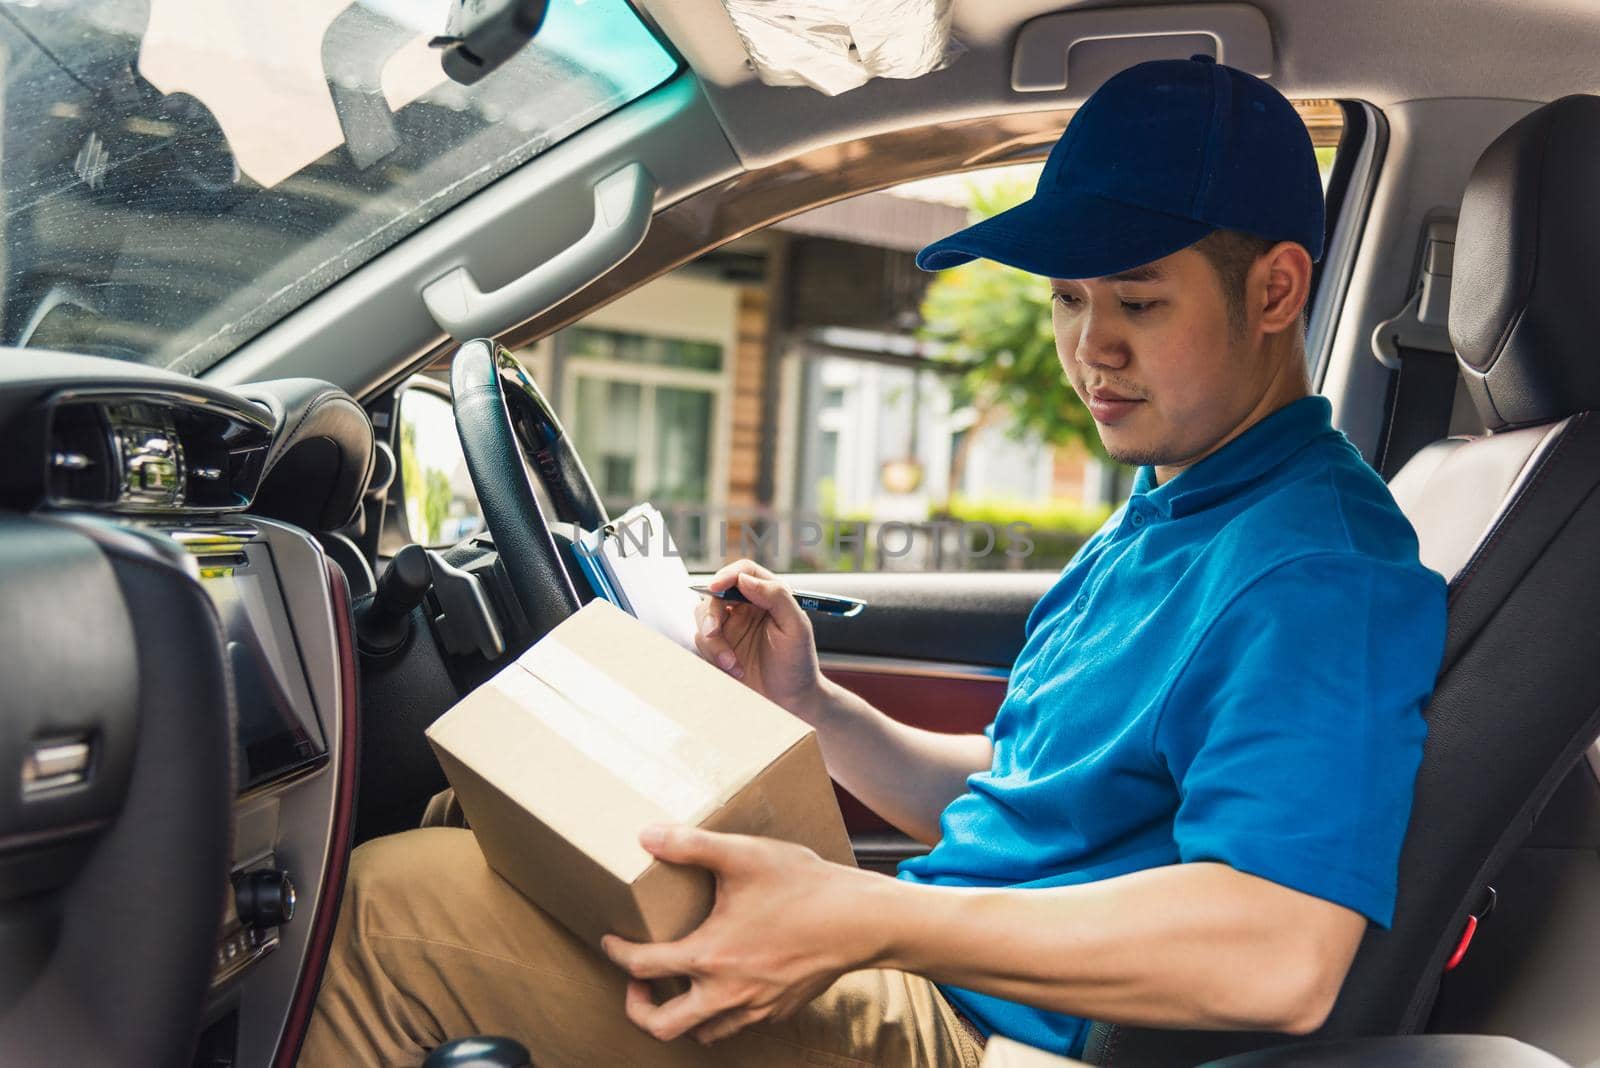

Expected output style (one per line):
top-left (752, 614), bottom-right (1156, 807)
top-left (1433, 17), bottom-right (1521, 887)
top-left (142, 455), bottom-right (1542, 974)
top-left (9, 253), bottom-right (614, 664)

top-left (512, 102), bottom-right (1344, 574)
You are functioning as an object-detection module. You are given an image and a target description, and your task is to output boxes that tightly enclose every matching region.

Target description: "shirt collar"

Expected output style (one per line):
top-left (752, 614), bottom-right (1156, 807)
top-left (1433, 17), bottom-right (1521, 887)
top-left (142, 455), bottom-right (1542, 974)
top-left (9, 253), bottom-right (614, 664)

top-left (1129, 395), bottom-right (1338, 519)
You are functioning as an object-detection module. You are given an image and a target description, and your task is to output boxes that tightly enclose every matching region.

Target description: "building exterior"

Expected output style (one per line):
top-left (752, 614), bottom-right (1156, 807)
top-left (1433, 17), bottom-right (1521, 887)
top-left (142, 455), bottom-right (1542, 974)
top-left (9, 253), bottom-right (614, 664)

top-left (514, 180), bottom-right (1118, 571)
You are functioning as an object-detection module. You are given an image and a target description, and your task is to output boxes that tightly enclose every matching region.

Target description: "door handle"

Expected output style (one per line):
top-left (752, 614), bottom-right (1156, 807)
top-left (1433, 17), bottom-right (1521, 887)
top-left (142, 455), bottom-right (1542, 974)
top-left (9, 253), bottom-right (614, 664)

top-left (423, 162), bottom-right (657, 341)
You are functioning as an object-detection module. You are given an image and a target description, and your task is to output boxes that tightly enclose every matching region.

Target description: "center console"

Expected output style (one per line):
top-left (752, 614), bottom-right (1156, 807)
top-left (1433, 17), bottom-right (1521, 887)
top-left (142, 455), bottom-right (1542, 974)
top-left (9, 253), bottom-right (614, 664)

top-left (137, 517), bottom-right (351, 1068)
top-left (192, 529), bottom-right (329, 792)
top-left (42, 509), bottom-right (349, 1067)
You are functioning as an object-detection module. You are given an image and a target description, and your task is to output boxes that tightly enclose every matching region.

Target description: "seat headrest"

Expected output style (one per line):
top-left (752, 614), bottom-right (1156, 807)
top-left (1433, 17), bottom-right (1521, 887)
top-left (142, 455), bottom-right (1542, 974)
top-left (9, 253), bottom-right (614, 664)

top-left (1450, 95), bottom-right (1600, 430)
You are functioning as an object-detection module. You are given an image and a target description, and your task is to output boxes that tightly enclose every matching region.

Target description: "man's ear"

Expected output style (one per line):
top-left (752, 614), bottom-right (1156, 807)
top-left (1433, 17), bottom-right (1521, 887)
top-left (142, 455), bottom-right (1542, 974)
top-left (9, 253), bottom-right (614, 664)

top-left (1253, 241), bottom-right (1313, 336)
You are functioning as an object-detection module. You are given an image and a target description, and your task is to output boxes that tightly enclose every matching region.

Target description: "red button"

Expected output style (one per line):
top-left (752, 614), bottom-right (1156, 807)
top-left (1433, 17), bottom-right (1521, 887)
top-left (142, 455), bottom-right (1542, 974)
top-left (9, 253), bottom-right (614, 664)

top-left (1444, 913), bottom-right (1478, 971)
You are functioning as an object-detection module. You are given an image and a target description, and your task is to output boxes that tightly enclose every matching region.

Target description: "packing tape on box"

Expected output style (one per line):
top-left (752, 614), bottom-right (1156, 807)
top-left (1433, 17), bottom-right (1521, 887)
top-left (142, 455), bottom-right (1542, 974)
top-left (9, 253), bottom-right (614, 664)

top-left (495, 639), bottom-right (731, 822)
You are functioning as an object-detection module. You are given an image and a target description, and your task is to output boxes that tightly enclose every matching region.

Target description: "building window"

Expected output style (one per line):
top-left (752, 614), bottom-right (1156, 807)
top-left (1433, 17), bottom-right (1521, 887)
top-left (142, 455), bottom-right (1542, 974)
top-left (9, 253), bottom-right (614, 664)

top-left (566, 326), bottom-right (723, 372)
top-left (560, 325), bottom-right (727, 516)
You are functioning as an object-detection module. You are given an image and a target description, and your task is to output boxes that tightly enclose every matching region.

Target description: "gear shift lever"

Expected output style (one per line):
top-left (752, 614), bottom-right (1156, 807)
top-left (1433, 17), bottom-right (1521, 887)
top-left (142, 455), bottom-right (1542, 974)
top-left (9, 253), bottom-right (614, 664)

top-left (355, 543), bottom-right (431, 655)
top-left (422, 1036), bottom-right (532, 1067)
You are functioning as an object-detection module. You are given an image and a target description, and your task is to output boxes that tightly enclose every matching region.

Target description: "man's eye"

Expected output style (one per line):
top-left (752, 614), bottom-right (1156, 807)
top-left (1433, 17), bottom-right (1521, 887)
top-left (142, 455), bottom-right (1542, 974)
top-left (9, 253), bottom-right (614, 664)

top-left (1052, 293), bottom-right (1080, 308)
top-left (1122, 300), bottom-right (1158, 314)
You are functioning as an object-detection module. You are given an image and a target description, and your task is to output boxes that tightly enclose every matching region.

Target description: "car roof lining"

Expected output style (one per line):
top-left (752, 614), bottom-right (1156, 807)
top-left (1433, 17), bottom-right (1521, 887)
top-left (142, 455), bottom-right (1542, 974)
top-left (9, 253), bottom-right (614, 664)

top-left (636, 0), bottom-right (1599, 169)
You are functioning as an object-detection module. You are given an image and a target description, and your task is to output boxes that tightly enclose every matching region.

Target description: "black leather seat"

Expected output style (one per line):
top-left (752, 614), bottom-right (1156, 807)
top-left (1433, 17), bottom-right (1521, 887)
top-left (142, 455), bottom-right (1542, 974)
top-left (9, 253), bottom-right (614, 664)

top-left (1085, 94), bottom-right (1600, 1065)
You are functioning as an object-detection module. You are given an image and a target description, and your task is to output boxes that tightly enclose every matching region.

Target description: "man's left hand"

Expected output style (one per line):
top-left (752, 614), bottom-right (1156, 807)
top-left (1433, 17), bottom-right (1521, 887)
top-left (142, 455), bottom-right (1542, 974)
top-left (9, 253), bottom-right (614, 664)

top-left (601, 825), bottom-right (886, 1045)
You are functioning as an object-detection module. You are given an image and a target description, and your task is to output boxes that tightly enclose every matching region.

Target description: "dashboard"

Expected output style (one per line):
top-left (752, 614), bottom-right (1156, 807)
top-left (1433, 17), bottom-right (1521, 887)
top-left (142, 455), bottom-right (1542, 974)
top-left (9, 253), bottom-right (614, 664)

top-left (0, 349), bottom-right (372, 1067)
top-left (39, 389), bottom-right (273, 513)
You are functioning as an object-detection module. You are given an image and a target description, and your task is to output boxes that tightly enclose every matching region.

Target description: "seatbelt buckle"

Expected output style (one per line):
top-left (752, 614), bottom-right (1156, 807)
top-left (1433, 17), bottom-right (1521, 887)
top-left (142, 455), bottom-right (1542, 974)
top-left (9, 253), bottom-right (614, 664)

top-left (1444, 885), bottom-right (1497, 972)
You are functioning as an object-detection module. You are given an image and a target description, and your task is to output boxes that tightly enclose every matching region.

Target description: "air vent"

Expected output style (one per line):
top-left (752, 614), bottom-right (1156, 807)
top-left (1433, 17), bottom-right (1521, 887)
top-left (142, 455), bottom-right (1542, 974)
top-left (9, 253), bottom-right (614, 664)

top-left (45, 403), bottom-right (114, 505)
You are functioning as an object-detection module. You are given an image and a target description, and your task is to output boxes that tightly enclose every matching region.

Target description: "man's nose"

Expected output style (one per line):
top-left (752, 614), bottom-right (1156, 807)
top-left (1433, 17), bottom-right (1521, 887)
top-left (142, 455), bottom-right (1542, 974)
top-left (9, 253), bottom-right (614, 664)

top-left (1071, 308), bottom-right (1130, 370)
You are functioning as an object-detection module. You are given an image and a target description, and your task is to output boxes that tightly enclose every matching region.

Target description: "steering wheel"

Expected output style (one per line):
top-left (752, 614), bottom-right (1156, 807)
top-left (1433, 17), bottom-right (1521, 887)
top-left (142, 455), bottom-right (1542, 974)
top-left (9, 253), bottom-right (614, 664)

top-left (448, 338), bottom-right (609, 641)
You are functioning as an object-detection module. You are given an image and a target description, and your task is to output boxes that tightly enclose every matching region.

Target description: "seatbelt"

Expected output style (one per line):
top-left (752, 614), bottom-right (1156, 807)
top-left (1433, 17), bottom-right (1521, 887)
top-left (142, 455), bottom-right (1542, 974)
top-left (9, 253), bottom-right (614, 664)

top-left (1372, 219), bottom-right (1461, 479)
top-left (1377, 344), bottom-right (1459, 479)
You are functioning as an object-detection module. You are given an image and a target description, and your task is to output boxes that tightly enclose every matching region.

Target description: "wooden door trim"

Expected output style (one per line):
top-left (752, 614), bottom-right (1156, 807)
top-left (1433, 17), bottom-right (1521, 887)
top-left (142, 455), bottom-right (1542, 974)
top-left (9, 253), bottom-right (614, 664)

top-left (818, 652), bottom-right (1009, 684)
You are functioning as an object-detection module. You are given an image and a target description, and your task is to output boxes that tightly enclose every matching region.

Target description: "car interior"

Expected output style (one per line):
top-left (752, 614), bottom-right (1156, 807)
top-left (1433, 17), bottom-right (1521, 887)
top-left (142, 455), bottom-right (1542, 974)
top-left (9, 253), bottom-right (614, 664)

top-left (3, 1), bottom-right (1600, 1066)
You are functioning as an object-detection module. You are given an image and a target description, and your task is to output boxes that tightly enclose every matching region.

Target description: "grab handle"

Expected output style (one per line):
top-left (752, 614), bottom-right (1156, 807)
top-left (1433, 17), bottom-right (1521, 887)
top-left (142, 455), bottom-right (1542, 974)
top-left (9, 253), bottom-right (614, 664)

top-left (423, 162), bottom-right (656, 340)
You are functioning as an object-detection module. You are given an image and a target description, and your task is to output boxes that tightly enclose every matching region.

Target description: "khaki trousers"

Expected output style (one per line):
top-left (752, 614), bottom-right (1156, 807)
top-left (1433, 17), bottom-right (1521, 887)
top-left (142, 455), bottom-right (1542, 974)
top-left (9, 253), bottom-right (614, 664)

top-left (300, 827), bottom-right (986, 1068)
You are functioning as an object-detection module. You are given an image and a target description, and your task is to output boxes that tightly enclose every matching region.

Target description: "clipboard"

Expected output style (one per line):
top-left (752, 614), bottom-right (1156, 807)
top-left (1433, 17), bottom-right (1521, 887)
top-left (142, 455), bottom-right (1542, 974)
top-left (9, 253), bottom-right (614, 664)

top-left (572, 527), bottom-right (629, 614)
top-left (574, 503), bottom-right (700, 652)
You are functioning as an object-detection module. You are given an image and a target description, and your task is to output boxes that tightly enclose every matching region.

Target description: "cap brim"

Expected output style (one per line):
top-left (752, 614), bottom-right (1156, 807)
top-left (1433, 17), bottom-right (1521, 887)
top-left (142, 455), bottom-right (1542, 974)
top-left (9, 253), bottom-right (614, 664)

top-left (915, 190), bottom-right (1217, 279)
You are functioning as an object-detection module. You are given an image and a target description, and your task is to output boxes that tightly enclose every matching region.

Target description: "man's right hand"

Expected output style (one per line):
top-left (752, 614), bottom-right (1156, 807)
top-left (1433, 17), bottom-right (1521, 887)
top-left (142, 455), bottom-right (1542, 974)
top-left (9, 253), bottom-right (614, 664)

top-left (693, 559), bottom-right (827, 725)
top-left (696, 560), bottom-right (990, 846)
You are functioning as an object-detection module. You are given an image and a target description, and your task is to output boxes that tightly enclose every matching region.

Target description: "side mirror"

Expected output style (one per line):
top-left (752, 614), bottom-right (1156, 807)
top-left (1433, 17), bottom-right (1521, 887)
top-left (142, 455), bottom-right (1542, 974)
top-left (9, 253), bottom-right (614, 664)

top-left (396, 379), bottom-right (486, 547)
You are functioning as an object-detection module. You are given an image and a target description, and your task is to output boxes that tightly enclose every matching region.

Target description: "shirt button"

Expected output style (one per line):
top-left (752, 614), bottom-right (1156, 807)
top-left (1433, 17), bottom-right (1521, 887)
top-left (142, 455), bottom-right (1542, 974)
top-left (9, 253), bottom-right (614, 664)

top-left (1131, 511), bottom-right (1146, 527)
top-left (1075, 595), bottom-right (1088, 611)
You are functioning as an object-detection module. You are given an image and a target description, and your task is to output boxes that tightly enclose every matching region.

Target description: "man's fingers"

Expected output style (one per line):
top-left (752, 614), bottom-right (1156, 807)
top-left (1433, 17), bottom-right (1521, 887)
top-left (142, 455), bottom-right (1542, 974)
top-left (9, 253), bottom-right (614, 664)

top-left (625, 979), bottom-right (718, 1044)
top-left (695, 594), bottom-right (730, 637)
top-left (694, 632), bottom-right (744, 678)
top-left (692, 607), bottom-right (744, 677)
top-left (708, 558), bottom-right (777, 593)
top-left (601, 934), bottom-right (690, 981)
top-left (732, 572), bottom-right (807, 633)
top-left (698, 559), bottom-right (813, 669)
top-left (694, 586), bottom-right (749, 677)
top-left (639, 823), bottom-right (743, 871)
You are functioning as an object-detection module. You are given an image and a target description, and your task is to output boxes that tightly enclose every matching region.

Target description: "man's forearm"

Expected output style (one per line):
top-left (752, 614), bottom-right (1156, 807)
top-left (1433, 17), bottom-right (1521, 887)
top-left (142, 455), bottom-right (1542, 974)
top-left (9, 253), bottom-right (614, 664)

top-left (842, 861), bottom-right (1364, 1035)
top-left (803, 677), bottom-right (991, 845)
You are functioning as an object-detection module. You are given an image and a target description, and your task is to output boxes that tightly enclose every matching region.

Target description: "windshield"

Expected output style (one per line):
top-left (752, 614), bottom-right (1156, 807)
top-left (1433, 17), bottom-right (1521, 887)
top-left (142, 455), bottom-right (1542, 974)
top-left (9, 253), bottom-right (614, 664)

top-left (0, 0), bottom-right (678, 373)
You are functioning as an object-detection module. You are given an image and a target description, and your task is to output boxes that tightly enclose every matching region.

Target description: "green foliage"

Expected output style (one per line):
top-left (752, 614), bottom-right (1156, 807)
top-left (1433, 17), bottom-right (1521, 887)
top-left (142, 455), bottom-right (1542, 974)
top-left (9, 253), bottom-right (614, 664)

top-left (423, 468), bottom-right (451, 545)
top-left (937, 493), bottom-right (1111, 534)
top-left (399, 417), bottom-right (424, 536)
top-left (399, 410), bottom-right (457, 545)
top-left (1314, 145), bottom-right (1337, 179)
top-left (936, 494), bottom-right (1112, 573)
top-left (816, 475), bottom-right (838, 518)
top-left (917, 179), bottom-right (1108, 460)
top-left (399, 416), bottom-right (417, 480)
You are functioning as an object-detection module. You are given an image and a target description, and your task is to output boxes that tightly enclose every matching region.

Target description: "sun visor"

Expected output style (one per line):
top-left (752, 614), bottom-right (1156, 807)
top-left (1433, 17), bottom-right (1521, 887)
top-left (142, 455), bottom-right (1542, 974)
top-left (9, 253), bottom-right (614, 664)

top-left (719, 0), bottom-right (964, 97)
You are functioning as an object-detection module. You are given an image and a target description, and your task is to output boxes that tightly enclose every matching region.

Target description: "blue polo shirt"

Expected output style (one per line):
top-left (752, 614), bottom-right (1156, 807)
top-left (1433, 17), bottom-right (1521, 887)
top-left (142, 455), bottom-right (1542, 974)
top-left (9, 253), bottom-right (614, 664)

top-left (897, 395), bottom-right (1447, 1057)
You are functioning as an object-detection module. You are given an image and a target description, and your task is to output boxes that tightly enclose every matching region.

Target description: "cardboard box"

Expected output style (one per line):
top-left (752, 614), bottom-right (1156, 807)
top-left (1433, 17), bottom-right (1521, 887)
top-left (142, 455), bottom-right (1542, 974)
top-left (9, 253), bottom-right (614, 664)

top-left (980, 1036), bottom-right (1091, 1067)
top-left (426, 599), bottom-right (855, 950)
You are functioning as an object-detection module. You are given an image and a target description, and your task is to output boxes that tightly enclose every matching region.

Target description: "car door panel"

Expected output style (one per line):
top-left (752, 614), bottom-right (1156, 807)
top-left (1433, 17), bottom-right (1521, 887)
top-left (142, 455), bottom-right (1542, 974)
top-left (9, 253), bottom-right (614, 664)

top-left (819, 657), bottom-right (1006, 869)
top-left (801, 571), bottom-right (1054, 666)
top-left (782, 571), bottom-right (1055, 868)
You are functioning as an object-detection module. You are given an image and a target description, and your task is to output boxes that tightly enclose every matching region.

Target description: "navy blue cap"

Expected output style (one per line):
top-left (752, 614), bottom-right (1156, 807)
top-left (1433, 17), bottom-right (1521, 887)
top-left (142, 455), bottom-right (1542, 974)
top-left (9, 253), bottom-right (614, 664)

top-left (916, 54), bottom-right (1325, 278)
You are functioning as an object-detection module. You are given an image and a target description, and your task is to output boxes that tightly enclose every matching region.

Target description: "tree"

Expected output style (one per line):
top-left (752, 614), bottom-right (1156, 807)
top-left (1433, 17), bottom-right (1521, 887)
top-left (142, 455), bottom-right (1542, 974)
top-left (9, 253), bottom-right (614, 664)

top-left (423, 468), bottom-right (451, 544)
top-left (918, 179), bottom-right (1122, 496)
top-left (400, 416), bottom-right (455, 544)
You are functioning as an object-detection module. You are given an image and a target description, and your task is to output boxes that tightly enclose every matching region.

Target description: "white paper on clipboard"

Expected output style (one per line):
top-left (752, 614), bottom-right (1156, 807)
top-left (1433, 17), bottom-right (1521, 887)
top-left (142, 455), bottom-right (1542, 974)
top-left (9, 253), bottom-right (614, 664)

top-left (579, 503), bottom-right (701, 653)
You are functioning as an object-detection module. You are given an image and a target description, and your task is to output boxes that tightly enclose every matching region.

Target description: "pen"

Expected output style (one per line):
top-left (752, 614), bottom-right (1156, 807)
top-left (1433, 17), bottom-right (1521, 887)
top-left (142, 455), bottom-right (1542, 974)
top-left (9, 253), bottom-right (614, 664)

top-left (689, 583), bottom-right (867, 618)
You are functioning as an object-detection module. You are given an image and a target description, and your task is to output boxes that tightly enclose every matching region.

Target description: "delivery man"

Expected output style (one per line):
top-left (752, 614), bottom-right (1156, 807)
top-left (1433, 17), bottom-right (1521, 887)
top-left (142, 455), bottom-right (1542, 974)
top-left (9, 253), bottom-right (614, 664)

top-left (302, 55), bottom-right (1446, 1066)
